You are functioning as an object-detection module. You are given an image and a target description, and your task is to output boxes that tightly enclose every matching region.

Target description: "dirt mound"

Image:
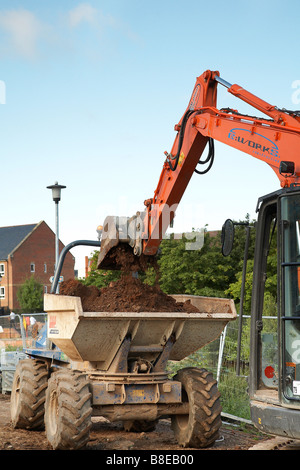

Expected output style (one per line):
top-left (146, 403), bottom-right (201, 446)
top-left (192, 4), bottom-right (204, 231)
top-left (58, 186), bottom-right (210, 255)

top-left (61, 243), bottom-right (199, 313)
top-left (60, 277), bottom-right (199, 313)
top-left (98, 243), bottom-right (156, 272)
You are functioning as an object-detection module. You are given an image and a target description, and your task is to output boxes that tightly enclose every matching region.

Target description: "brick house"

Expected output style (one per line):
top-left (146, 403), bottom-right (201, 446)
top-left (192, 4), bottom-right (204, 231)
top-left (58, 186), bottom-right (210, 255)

top-left (0, 221), bottom-right (75, 312)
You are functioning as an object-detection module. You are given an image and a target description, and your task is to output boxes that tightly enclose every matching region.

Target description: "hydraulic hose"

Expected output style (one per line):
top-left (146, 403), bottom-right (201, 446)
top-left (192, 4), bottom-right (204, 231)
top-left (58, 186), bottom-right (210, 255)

top-left (167, 109), bottom-right (196, 172)
top-left (194, 138), bottom-right (215, 174)
top-left (167, 110), bottom-right (215, 175)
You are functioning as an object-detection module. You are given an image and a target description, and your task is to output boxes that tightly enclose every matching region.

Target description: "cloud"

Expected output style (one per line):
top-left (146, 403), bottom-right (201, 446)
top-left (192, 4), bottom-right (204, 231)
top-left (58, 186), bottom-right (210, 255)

top-left (0, 4), bottom-right (139, 61)
top-left (68, 3), bottom-right (98, 28)
top-left (0, 9), bottom-right (44, 59)
top-left (67, 3), bottom-right (140, 44)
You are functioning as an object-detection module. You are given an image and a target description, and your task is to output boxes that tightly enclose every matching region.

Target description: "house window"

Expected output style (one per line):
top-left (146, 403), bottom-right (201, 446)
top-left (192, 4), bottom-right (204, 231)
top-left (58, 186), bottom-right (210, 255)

top-left (0, 264), bottom-right (4, 276)
top-left (44, 285), bottom-right (48, 294)
top-left (0, 287), bottom-right (5, 299)
top-left (44, 263), bottom-right (47, 273)
top-left (30, 263), bottom-right (35, 273)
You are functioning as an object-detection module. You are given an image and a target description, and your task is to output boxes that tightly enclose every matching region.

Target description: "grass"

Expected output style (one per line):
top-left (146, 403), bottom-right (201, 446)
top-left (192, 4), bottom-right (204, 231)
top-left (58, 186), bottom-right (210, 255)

top-left (218, 373), bottom-right (251, 420)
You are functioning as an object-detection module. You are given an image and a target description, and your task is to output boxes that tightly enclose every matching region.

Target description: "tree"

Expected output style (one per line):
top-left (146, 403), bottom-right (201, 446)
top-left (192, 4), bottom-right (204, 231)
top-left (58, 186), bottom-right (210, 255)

top-left (155, 222), bottom-right (255, 298)
top-left (82, 250), bottom-right (120, 289)
top-left (156, 230), bottom-right (231, 297)
top-left (17, 276), bottom-right (44, 313)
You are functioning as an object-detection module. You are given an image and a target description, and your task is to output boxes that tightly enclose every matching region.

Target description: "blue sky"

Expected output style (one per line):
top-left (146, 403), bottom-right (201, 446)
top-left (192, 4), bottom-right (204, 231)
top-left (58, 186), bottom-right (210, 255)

top-left (1, 0), bottom-right (299, 276)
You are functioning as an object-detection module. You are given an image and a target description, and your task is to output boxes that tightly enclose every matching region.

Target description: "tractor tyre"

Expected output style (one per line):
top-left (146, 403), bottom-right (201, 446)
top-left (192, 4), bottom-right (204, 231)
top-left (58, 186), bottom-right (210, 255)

top-left (45, 369), bottom-right (92, 450)
top-left (11, 358), bottom-right (48, 430)
top-left (171, 367), bottom-right (222, 448)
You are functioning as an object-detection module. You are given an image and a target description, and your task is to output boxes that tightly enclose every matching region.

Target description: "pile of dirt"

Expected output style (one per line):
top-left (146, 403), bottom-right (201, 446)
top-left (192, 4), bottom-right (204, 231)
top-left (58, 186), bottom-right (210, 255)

top-left (98, 243), bottom-right (157, 272)
top-left (60, 243), bottom-right (200, 313)
top-left (60, 277), bottom-right (199, 313)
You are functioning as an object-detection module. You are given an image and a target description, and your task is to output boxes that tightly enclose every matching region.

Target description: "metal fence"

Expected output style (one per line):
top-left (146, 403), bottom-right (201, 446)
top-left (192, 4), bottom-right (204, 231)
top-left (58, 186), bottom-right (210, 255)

top-left (0, 313), bottom-right (47, 350)
top-left (0, 313), bottom-right (47, 393)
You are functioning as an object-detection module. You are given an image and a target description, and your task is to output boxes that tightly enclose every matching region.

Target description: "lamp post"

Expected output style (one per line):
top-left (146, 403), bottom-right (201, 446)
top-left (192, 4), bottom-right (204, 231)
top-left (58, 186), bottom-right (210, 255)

top-left (47, 182), bottom-right (66, 292)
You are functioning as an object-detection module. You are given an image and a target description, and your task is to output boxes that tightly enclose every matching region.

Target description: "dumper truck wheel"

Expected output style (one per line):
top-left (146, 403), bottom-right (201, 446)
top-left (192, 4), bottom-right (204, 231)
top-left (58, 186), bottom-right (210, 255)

top-left (11, 358), bottom-right (48, 430)
top-left (171, 367), bottom-right (221, 448)
top-left (45, 369), bottom-right (92, 450)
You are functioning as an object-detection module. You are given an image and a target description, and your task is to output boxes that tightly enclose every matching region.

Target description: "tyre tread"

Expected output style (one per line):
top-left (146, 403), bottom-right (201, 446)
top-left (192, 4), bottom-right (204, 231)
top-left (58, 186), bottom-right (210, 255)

top-left (171, 367), bottom-right (222, 448)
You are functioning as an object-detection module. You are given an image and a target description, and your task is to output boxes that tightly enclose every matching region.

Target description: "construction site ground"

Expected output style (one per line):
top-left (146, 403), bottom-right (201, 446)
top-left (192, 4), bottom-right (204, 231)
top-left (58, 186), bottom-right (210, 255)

top-left (1, 394), bottom-right (299, 452)
top-left (3, 275), bottom-right (300, 453)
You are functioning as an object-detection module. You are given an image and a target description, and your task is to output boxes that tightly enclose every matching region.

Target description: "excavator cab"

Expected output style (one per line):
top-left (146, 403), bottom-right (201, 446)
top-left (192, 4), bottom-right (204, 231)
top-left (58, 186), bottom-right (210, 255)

top-left (227, 187), bottom-right (300, 439)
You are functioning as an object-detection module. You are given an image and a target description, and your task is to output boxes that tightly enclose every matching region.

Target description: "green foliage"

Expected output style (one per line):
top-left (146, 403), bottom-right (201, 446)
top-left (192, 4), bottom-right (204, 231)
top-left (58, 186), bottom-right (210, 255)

top-left (154, 230), bottom-right (234, 297)
top-left (156, 220), bottom-right (256, 299)
top-left (81, 250), bottom-right (121, 288)
top-left (5, 345), bottom-right (18, 352)
top-left (225, 259), bottom-right (255, 314)
top-left (167, 347), bottom-right (218, 377)
top-left (17, 276), bottom-right (43, 313)
top-left (218, 374), bottom-right (251, 419)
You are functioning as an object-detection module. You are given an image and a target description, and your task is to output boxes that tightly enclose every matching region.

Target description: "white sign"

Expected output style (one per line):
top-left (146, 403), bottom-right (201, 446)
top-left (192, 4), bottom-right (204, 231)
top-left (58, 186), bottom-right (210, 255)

top-left (293, 381), bottom-right (300, 396)
top-left (49, 276), bottom-right (64, 283)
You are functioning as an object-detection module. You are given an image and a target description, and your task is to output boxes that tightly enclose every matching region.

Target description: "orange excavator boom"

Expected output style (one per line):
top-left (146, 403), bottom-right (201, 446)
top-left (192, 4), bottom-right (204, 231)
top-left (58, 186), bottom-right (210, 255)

top-left (98, 70), bottom-right (300, 269)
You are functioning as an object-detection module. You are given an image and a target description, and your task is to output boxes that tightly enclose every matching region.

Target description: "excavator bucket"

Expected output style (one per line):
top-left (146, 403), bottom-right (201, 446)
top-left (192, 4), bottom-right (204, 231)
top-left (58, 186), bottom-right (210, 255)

top-left (97, 215), bottom-right (129, 270)
top-left (97, 213), bottom-right (147, 270)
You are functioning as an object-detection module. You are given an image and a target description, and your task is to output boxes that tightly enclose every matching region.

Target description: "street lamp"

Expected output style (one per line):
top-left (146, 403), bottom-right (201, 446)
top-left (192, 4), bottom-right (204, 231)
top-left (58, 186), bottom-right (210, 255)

top-left (47, 181), bottom-right (66, 292)
top-left (96, 225), bottom-right (103, 241)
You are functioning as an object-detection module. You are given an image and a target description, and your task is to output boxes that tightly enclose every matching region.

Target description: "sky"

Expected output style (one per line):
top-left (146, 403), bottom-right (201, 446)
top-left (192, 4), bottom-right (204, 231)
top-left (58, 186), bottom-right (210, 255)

top-left (0, 0), bottom-right (299, 277)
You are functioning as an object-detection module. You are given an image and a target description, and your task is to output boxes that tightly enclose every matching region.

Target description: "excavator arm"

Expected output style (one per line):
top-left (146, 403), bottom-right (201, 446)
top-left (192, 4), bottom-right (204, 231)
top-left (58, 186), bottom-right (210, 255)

top-left (98, 70), bottom-right (300, 269)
